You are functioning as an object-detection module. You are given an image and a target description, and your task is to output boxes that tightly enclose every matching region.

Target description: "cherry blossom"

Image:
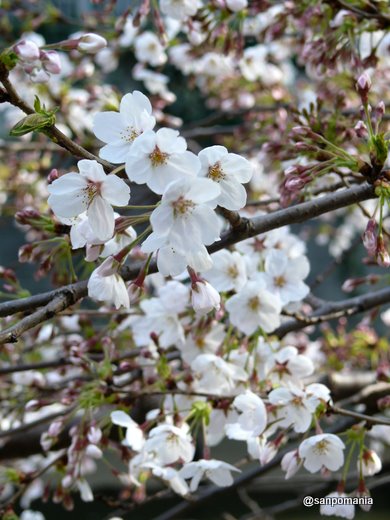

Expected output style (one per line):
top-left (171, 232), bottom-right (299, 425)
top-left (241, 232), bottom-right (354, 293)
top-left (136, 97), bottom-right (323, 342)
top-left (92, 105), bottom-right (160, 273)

top-left (205, 250), bottom-right (247, 292)
top-left (299, 434), bottom-right (345, 473)
top-left (47, 159), bottom-right (130, 241)
top-left (191, 354), bottom-right (248, 395)
top-left (110, 411), bottom-right (145, 451)
top-left (141, 177), bottom-right (221, 275)
top-left (87, 257), bottom-right (129, 309)
top-left (93, 91), bottom-right (156, 163)
top-left (225, 390), bottom-right (268, 440)
top-left (262, 249), bottom-right (310, 305)
top-left (225, 279), bottom-right (282, 335)
top-left (179, 323), bottom-right (225, 364)
top-left (144, 423), bottom-right (194, 465)
top-left (198, 145), bottom-right (253, 210)
top-left (125, 128), bottom-right (200, 194)
top-left (160, 0), bottom-right (202, 21)
top-left (320, 492), bottom-right (355, 519)
top-left (190, 280), bottom-right (221, 314)
top-left (360, 449), bottom-right (382, 476)
top-left (281, 450), bottom-right (302, 479)
top-left (134, 32), bottom-right (167, 67)
top-left (179, 459), bottom-right (241, 491)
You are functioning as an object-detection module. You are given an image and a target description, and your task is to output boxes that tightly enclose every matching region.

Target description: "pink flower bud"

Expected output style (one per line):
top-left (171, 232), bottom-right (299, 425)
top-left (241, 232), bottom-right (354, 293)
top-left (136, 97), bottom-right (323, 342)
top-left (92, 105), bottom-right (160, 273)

top-left (362, 219), bottom-right (377, 256)
top-left (354, 120), bottom-right (368, 138)
top-left (284, 176), bottom-right (307, 191)
top-left (48, 168), bottom-right (59, 184)
top-left (376, 235), bottom-right (390, 267)
top-left (356, 72), bottom-right (372, 93)
top-left (356, 72), bottom-right (371, 104)
top-left (13, 39), bottom-right (40, 61)
top-left (77, 33), bottom-right (107, 53)
top-left (40, 50), bottom-right (62, 74)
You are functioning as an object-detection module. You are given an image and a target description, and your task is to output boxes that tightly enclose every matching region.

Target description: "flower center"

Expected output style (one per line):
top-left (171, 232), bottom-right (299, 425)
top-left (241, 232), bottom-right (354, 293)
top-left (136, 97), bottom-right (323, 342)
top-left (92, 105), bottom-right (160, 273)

top-left (314, 439), bottom-right (330, 455)
top-left (208, 161), bottom-right (225, 182)
top-left (227, 265), bottom-right (239, 279)
top-left (195, 337), bottom-right (206, 349)
top-left (149, 146), bottom-right (169, 167)
top-left (171, 196), bottom-right (195, 217)
top-left (120, 126), bottom-right (140, 143)
top-left (84, 181), bottom-right (101, 205)
top-left (248, 296), bottom-right (260, 311)
top-left (274, 275), bottom-right (286, 287)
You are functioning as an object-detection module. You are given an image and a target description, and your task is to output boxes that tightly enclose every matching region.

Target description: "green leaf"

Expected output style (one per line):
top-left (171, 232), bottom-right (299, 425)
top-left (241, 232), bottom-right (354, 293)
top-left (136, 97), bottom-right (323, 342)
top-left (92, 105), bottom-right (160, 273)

top-left (0, 49), bottom-right (19, 71)
top-left (371, 133), bottom-right (388, 168)
top-left (10, 112), bottom-right (56, 137)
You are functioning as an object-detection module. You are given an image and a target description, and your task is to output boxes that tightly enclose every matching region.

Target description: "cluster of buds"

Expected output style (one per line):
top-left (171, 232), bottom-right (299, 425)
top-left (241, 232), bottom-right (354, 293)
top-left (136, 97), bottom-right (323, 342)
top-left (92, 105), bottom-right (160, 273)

top-left (13, 39), bottom-right (61, 83)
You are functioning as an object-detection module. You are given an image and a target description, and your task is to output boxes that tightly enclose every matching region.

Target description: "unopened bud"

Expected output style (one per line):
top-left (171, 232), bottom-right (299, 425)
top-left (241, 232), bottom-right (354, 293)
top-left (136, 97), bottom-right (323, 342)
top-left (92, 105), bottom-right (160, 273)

top-left (77, 33), bottom-right (107, 53)
top-left (376, 235), bottom-right (390, 267)
top-left (354, 120), bottom-right (368, 138)
top-left (13, 39), bottom-right (40, 61)
top-left (48, 168), bottom-right (59, 183)
top-left (362, 219), bottom-right (377, 256)
top-left (40, 50), bottom-right (62, 74)
top-left (356, 72), bottom-right (372, 104)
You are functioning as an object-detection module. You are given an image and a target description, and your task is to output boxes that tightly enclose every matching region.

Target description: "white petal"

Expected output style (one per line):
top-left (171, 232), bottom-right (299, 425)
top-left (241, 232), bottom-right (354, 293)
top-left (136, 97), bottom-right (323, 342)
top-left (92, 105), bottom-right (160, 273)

top-left (87, 197), bottom-right (115, 241)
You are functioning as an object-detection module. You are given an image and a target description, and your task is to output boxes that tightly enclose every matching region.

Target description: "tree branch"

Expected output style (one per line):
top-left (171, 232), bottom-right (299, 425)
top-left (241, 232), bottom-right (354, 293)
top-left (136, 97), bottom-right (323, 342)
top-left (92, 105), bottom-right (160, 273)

top-left (274, 285), bottom-right (390, 337)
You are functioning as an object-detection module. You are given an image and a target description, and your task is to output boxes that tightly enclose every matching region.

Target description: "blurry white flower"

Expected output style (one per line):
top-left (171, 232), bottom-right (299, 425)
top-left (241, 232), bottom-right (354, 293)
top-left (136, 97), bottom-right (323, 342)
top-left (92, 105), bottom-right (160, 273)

top-left (87, 257), bottom-right (130, 309)
top-left (360, 449), bottom-right (382, 476)
top-left (144, 424), bottom-right (194, 464)
top-left (206, 250), bottom-right (247, 292)
top-left (111, 410), bottom-right (145, 451)
top-left (320, 492), bottom-right (355, 519)
top-left (180, 459), bottom-right (240, 491)
top-left (160, 0), bottom-right (202, 20)
top-left (134, 32), bottom-right (167, 66)
top-left (191, 354), bottom-right (248, 395)
top-left (190, 280), bottom-right (220, 314)
top-left (225, 390), bottom-right (267, 440)
top-left (225, 279), bottom-right (281, 335)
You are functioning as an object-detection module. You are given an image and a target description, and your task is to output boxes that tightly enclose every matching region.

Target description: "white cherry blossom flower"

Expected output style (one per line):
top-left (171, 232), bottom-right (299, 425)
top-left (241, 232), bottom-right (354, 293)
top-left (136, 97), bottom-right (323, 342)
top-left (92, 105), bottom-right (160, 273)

top-left (134, 32), bottom-right (167, 67)
top-left (360, 449), bottom-right (382, 476)
top-left (225, 390), bottom-right (267, 440)
top-left (227, 0), bottom-right (248, 11)
top-left (179, 323), bottom-right (225, 364)
top-left (281, 449), bottom-right (302, 479)
top-left (225, 279), bottom-right (282, 335)
top-left (191, 280), bottom-right (220, 314)
top-left (191, 354), bottom-right (248, 395)
top-left (47, 159), bottom-right (130, 241)
top-left (268, 346), bottom-right (314, 387)
top-left (93, 91), bottom-right (156, 163)
top-left (198, 146), bottom-right (253, 210)
top-left (141, 177), bottom-right (221, 275)
top-left (149, 465), bottom-right (189, 496)
top-left (179, 459), bottom-right (240, 491)
top-left (205, 250), bottom-right (247, 292)
top-left (299, 434), bottom-right (345, 473)
top-left (111, 410), bottom-right (144, 451)
top-left (160, 0), bottom-right (202, 21)
top-left (125, 128), bottom-right (200, 194)
top-left (130, 281), bottom-right (189, 348)
top-left (87, 257), bottom-right (129, 309)
top-left (268, 386), bottom-right (318, 433)
top-left (144, 423), bottom-right (194, 465)
top-left (262, 250), bottom-right (310, 305)
top-left (320, 492), bottom-right (355, 519)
